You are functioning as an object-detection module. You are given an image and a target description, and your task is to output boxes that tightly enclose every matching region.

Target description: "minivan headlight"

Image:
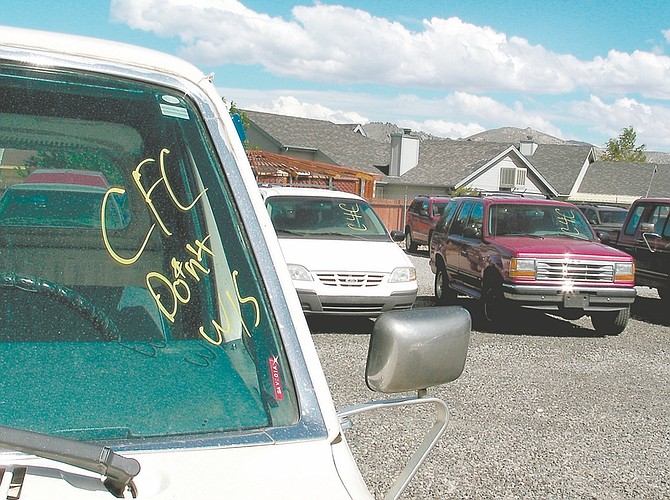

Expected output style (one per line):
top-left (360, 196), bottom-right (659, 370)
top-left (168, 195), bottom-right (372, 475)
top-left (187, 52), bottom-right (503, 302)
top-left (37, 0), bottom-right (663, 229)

top-left (389, 267), bottom-right (417, 283)
top-left (287, 264), bottom-right (313, 281)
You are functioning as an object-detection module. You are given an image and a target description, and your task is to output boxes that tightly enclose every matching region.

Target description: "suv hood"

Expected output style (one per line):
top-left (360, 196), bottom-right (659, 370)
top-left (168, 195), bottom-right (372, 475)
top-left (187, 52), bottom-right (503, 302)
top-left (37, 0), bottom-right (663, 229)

top-left (494, 236), bottom-right (632, 260)
top-left (277, 237), bottom-right (412, 272)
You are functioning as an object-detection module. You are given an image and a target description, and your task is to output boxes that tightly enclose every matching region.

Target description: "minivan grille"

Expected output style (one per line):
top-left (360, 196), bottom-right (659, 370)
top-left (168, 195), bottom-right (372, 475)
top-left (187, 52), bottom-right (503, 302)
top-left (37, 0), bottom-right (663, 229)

top-left (535, 259), bottom-right (614, 282)
top-left (316, 272), bottom-right (384, 287)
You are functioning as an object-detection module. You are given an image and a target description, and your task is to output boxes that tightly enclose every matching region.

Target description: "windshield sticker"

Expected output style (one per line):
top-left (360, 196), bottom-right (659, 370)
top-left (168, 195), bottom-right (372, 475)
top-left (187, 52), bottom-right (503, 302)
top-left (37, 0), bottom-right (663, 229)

top-left (268, 356), bottom-right (284, 400)
top-left (555, 208), bottom-right (581, 236)
top-left (339, 202), bottom-right (367, 231)
top-left (160, 103), bottom-right (190, 120)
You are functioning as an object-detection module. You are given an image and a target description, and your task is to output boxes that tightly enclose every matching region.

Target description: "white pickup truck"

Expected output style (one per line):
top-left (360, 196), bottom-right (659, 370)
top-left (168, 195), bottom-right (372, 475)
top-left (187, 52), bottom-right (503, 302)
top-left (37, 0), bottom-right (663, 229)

top-left (0, 26), bottom-right (471, 499)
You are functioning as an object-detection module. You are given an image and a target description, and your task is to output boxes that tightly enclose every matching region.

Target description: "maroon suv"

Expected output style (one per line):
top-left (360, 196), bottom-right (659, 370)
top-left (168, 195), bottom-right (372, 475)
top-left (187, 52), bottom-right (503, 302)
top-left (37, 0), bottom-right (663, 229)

top-left (429, 195), bottom-right (636, 334)
top-left (404, 195), bottom-right (450, 252)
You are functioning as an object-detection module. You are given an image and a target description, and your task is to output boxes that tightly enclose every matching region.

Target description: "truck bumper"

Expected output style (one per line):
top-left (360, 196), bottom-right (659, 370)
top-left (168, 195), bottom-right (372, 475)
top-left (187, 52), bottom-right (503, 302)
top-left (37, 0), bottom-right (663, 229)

top-left (502, 284), bottom-right (637, 312)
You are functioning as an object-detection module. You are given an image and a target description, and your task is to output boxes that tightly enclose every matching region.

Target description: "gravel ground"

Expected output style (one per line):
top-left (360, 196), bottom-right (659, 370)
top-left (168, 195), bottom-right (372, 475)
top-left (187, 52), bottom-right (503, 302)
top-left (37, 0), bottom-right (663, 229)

top-left (310, 252), bottom-right (670, 499)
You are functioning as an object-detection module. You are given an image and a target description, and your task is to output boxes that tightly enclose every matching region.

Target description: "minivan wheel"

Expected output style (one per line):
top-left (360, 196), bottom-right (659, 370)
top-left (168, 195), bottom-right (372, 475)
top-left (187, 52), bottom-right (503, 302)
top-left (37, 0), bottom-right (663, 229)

top-left (405, 229), bottom-right (418, 252)
top-left (434, 264), bottom-right (456, 305)
top-left (591, 307), bottom-right (630, 335)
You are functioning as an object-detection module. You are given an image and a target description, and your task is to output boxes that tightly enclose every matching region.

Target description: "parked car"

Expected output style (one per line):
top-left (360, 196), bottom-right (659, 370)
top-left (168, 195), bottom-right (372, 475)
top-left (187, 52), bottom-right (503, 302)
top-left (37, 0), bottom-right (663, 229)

top-left (404, 195), bottom-right (451, 251)
top-left (0, 176), bottom-right (129, 229)
top-left (259, 185), bottom-right (417, 316)
top-left (0, 26), bottom-right (472, 499)
top-left (611, 197), bottom-right (670, 301)
top-left (429, 194), bottom-right (636, 335)
top-left (577, 204), bottom-right (628, 240)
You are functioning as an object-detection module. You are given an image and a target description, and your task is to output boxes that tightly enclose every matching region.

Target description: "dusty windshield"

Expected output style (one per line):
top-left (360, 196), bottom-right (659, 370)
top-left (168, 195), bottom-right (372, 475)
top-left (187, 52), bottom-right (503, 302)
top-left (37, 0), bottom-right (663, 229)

top-left (489, 203), bottom-right (595, 240)
top-left (266, 195), bottom-right (390, 240)
top-left (0, 64), bottom-right (298, 441)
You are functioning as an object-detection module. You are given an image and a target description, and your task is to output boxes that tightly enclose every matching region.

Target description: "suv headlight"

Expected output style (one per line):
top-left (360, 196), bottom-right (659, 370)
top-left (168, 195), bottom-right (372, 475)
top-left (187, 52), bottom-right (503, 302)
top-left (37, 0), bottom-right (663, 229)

top-left (389, 266), bottom-right (417, 283)
top-left (614, 262), bottom-right (635, 283)
top-left (287, 264), bottom-right (313, 281)
top-left (510, 258), bottom-right (536, 279)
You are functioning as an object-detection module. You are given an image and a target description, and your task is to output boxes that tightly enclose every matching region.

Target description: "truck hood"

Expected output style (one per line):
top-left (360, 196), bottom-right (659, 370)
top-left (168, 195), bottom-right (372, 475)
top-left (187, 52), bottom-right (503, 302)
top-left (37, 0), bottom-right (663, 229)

top-left (277, 237), bottom-right (413, 272)
top-left (492, 236), bottom-right (632, 260)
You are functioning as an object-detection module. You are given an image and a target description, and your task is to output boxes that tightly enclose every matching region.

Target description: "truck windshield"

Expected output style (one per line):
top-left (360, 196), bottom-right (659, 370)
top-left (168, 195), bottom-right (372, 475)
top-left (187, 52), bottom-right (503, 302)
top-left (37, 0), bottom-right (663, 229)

top-left (0, 64), bottom-right (298, 441)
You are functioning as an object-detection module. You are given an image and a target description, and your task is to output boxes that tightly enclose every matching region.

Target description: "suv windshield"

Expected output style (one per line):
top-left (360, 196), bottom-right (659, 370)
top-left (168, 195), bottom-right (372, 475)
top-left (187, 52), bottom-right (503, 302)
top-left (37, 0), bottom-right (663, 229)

top-left (266, 195), bottom-right (390, 240)
top-left (489, 203), bottom-right (594, 240)
top-left (0, 64), bottom-right (298, 441)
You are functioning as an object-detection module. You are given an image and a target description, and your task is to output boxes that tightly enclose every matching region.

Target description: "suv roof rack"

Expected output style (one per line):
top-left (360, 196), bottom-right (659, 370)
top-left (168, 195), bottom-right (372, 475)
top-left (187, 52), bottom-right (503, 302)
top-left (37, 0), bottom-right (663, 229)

top-left (476, 191), bottom-right (551, 200)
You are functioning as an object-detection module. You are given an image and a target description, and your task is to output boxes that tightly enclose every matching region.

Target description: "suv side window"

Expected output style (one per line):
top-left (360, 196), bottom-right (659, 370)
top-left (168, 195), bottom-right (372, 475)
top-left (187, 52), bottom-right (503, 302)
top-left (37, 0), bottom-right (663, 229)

top-left (469, 203), bottom-right (484, 232)
top-left (449, 201), bottom-right (474, 237)
top-left (435, 201), bottom-right (458, 233)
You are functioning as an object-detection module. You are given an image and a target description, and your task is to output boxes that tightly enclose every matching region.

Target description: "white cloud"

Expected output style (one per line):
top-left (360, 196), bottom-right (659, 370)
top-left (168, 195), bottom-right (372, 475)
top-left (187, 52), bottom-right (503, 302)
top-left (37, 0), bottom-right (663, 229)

top-left (568, 95), bottom-right (670, 150)
top-left (111, 0), bottom-right (670, 98)
top-left (248, 95), bottom-right (368, 123)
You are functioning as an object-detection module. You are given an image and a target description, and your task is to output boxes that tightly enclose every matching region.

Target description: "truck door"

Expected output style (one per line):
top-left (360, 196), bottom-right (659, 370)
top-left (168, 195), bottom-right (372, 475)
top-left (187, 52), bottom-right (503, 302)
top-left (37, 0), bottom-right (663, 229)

top-left (635, 203), bottom-right (670, 287)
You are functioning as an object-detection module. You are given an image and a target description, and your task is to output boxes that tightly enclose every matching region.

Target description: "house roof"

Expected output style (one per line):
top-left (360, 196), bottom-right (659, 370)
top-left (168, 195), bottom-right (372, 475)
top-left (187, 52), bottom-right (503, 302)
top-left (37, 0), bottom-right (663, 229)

top-left (577, 161), bottom-right (670, 199)
top-left (242, 110), bottom-right (597, 198)
top-left (244, 110), bottom-right (388, 175)
top-left (525, 144), bottom-right (595, 196)
top-left (392, 139), bottom-right (512, 185)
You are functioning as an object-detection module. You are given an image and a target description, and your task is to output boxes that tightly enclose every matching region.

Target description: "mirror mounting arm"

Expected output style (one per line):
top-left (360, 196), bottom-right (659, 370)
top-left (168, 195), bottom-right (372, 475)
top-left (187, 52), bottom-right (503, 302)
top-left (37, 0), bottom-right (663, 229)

top-left (338, 396), bottom-right (449, 500)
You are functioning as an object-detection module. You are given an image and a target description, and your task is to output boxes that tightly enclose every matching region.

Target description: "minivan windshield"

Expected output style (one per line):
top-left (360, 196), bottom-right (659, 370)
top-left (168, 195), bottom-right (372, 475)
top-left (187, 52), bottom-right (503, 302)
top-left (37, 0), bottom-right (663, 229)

top-left (266, 195), bottom-right (391, 240)
top-left (0, 64), bottom-right (298, 441)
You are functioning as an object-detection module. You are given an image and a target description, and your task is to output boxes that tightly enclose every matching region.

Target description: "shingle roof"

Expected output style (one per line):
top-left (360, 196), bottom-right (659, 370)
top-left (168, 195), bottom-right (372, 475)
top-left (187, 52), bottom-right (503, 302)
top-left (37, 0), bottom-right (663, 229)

top-left (526, 144), bottom-right (595, 196)
top-left (244, 110), bottom-right (388, 175)
top-left (243, 110), bottom-right (595, 195)
top-left (394, 139), bottom-right (512, 186)
top-left (578, 161), bottom-right (670, 198)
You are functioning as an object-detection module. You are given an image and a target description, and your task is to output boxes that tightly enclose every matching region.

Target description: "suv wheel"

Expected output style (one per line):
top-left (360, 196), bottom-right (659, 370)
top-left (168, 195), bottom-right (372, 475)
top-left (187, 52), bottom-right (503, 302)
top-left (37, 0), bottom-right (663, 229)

top-left (482, 278), bottom-right (505, 323)
top-left (405, 228), bottom-right (418, 253)
top-left (591, 307), bottom-right (629, 335)
top-left (434, 264), bottom-right (457, 305)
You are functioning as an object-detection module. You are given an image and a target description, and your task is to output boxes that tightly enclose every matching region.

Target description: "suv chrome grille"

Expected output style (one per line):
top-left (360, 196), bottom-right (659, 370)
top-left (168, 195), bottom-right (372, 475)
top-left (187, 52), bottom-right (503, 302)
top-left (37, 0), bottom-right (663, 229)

top-left (316, 272), bottom-right (384, 287)
top-left (535, 259), bottom-right (614, 282)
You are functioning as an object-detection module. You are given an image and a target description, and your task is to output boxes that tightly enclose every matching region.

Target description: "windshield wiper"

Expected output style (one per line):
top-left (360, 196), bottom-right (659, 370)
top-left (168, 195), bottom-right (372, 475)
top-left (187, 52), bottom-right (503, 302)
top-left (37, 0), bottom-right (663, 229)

top-left (0, 425), bottom-right (140, 498)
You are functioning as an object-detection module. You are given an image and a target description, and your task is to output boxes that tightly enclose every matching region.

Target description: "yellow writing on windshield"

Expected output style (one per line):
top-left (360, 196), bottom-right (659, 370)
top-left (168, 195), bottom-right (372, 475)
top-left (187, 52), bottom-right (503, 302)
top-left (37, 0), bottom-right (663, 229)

top-left (555, 208), bottom-right (581, 236)
top-left (339, 203), bottom-right (367, 231)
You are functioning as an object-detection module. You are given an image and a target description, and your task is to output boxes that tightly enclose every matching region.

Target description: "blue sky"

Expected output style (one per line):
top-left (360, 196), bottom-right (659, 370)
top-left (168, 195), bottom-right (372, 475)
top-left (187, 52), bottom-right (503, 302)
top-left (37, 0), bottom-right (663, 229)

top-left (3, 0), bottom-right (670, 151)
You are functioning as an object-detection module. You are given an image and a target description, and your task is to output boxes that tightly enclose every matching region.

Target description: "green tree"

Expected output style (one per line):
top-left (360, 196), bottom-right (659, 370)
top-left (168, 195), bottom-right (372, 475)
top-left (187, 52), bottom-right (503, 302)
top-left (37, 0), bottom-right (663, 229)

top-left (224, 98), bottom-right (249, 147)
top-left (601, 126), bottom-right (647, 162)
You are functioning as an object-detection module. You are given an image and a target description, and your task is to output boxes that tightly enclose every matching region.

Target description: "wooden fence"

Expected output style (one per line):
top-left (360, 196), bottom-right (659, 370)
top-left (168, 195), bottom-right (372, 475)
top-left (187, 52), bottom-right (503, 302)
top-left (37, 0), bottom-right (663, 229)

top-left (370, 198), bottom-right (407, 232)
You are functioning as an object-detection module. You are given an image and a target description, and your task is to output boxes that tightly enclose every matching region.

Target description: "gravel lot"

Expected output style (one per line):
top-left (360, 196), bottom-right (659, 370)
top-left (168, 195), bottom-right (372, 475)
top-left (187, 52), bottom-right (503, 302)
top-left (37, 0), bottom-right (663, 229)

top-left (310, 251), bottom-right (670, 499)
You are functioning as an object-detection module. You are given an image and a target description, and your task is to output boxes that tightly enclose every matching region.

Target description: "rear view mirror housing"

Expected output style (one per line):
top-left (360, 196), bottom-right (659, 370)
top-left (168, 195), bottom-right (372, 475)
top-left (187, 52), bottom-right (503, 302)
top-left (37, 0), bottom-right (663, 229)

top-left (365, 306), bottom-right (470, 393)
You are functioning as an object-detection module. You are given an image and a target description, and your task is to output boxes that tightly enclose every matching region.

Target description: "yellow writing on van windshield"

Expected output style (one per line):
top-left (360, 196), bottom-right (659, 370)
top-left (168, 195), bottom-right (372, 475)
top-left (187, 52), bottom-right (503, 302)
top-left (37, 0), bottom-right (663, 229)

top-left (339, 203), bottom-right (367, 231)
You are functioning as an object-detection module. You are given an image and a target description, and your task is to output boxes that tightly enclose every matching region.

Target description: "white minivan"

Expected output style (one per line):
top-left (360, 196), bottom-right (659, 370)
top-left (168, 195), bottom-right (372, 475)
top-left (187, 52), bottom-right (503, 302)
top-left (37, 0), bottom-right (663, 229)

top-left (260, 186), bottom-right (418, 316)
top-left (0, 26), bottom-right (470, 499)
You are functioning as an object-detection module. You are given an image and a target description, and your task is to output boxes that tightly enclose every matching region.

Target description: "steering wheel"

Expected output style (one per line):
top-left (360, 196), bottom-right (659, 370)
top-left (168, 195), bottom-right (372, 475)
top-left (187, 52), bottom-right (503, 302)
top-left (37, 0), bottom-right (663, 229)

top-left (0, 272), bottom-right (119, 341)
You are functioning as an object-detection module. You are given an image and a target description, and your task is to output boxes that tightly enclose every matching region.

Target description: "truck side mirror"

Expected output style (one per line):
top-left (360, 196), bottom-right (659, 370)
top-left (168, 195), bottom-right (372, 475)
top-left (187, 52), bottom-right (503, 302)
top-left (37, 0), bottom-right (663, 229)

top-left (365, 306), bottom-right (470, 393)
top-left (639, 222), bottom-right (656, 234)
